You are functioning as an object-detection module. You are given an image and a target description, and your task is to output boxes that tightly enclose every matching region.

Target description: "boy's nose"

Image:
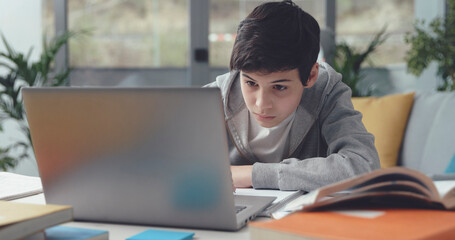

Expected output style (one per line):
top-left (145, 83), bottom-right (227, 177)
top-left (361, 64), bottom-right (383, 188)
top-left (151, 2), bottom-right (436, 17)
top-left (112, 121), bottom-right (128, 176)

top-left (255, 90), bottom-right (273, 110)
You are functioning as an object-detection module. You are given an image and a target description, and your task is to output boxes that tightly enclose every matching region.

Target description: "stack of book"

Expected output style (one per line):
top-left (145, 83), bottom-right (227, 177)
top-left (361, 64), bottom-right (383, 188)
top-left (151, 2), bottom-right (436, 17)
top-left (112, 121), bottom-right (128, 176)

top-left (0, 200), bottom-right (73, 239)
top-left (0, 171), bottom-right (110, 240)
top-left (250, 167), bottom-right (455, 240)
top-left (0, 201), bottom-right (109, 240)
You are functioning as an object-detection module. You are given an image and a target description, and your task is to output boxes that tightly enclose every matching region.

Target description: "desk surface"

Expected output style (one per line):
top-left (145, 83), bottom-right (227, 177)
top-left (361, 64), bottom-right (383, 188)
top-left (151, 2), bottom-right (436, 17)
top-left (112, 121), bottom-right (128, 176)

top-left (14, 194), bottom-right (260, 240)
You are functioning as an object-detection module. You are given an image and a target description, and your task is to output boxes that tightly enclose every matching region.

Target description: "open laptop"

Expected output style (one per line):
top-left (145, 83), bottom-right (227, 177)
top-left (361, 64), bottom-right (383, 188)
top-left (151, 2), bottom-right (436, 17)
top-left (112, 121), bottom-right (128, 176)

top-left (22, 87), bottom-right (275, 231)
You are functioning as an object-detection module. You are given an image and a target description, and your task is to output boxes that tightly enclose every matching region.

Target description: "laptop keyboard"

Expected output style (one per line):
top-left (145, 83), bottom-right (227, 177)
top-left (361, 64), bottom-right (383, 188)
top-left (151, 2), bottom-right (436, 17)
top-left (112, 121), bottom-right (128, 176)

top-left (235, 205), bottom-right (247, 214)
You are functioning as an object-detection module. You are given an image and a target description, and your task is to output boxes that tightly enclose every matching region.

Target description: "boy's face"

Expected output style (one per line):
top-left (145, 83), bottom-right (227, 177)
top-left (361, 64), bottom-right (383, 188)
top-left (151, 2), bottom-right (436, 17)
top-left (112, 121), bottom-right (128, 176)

top-left (240, 68), bottom-right (306, 128)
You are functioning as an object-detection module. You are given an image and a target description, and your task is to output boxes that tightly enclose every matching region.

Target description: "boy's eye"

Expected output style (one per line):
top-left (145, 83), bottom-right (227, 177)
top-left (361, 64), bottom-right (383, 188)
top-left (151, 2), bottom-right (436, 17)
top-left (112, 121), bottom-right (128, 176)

top-left (246, 81), bottom-right (258, 87)
top-left (274, 85), bottom-right (287, 91)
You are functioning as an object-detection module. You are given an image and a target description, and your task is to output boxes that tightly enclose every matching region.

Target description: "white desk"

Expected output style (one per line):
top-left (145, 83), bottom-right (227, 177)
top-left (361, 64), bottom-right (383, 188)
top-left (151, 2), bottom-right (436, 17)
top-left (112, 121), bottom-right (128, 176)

top-left (14, 194), bottom-right (261, 240)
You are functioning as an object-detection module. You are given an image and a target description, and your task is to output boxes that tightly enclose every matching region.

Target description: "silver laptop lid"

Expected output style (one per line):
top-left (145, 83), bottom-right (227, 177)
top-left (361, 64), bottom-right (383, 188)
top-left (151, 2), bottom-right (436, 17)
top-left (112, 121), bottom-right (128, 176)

top-left (23, 87), bottom-right (240, 230)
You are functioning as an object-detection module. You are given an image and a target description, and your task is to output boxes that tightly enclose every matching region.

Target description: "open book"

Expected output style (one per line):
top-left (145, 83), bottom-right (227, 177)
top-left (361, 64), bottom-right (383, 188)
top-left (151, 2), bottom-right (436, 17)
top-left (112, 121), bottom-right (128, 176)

top-left (284, 167), bottom-right (455, 213)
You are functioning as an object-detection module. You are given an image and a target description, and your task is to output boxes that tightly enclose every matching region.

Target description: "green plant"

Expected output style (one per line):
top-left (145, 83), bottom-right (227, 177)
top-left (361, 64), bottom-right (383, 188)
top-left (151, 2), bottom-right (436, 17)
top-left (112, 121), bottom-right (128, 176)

top-left (333, 27), bottom-right (388, 97)
top-left (404, 0), bottom-right (455, 91)
top-left (0, 31), bottom-right (76, 171)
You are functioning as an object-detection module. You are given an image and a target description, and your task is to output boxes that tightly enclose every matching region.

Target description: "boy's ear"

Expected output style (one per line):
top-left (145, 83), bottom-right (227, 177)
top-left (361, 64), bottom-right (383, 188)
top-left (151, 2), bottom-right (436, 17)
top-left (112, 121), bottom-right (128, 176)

top-left (303, 63), bottom-right (319, 88)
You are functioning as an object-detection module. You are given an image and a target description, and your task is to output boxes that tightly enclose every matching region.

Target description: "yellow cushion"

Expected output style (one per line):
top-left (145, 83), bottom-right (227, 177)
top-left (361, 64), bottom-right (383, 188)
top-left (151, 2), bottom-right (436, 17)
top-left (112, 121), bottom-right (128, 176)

top-left (352, 92), bottom-right (415, 168)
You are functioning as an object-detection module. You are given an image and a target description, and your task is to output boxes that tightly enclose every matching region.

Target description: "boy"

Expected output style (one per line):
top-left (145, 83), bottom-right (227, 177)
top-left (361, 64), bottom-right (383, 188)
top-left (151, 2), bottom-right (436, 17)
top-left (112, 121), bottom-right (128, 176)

top-left (206, 1), bottom-right (380, 191)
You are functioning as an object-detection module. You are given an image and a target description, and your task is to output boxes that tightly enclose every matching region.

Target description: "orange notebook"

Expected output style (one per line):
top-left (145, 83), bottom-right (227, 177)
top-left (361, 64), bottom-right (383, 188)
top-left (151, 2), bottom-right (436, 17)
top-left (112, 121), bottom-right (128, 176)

top-left (250, 209), bottom-right (455, 240)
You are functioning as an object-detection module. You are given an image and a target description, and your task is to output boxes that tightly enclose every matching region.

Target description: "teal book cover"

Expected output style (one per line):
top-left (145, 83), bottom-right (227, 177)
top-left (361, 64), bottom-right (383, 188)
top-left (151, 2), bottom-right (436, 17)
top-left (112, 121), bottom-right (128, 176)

top-left (127, 229), bottom-right (194, 240)
top-left (45, 225), bottom-right (108, 240)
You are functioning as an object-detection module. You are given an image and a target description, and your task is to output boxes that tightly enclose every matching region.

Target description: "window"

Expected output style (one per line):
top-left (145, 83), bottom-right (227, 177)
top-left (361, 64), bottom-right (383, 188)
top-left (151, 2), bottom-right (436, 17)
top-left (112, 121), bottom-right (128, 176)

top-left (42, 0), bottom-right (55, 40)
top-left (336, 0), bottom-right (414, 66)
top-left (44, 0), bottom-right (418, 86)
top-left (67, 0), bottom-right (188, 68)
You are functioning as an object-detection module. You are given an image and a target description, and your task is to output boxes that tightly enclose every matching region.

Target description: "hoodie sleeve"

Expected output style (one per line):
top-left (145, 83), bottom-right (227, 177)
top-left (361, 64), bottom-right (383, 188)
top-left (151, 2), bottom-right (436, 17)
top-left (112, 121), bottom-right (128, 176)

top-left (252, 78), bottom-right (380, 191)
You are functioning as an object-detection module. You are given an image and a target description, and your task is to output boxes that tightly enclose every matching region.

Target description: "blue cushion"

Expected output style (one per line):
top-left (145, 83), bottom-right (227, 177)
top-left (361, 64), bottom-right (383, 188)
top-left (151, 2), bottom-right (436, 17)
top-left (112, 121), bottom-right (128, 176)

top-left (445, 154), bottom-right (455, 173)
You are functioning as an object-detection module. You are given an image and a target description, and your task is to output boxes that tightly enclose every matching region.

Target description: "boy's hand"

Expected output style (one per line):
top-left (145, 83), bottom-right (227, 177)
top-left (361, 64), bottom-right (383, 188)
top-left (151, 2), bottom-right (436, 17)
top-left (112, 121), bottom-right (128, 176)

top-left (230, 165), bottom-right (253, 188)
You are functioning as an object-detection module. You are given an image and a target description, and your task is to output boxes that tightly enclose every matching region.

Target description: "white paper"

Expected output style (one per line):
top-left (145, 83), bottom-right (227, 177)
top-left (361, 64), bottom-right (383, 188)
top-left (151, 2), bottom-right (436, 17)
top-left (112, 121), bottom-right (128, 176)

top-left (282, 190), bottom-right (320, 212)
top-left (0, 172), bottom-right (43, 200)
top-left (234, 188), bottom-right (298, 204)
top-left (434, 180), bottom-right (455, 198)
top-left (333, 210), bottom-right (385, 219)
top-left (270, 211), bottom-right (292, 219)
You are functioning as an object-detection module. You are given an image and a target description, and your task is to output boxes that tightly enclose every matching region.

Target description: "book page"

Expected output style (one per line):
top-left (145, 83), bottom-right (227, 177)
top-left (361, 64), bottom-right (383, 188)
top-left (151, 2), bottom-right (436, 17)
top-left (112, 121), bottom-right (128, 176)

top-left (307, 190), bottom-right (446, 211)
top-left (0, 172), bottom-right (43, 200)
top-left (434, 180), bottom-right (455, 209)
top-left (313, 167), bottom-right (439, 204)
top-left (434, 180), bottom-right (455, 197)
top-left (341, 180), bottom-right (435, 199)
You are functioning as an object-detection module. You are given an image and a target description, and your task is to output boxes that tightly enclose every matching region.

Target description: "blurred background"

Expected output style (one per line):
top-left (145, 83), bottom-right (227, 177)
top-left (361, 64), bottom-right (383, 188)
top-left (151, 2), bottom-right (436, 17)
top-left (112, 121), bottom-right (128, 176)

top-left (4, 0), bottom-right (437, 87)
top-left (0, 0), bottom-right (448, 175)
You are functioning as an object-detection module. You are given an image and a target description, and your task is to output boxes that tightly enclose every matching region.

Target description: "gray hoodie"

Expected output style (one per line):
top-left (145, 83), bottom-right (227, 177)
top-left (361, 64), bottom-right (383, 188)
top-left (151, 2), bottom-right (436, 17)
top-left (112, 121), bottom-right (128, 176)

top-left (206, 62), bottom-right (380, 191)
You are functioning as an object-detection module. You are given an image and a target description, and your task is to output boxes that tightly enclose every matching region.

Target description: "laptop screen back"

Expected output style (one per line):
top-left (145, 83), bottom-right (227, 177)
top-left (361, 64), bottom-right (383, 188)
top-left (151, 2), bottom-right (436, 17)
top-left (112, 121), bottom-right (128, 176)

top-left (23, 87), bottom-right (238, 230)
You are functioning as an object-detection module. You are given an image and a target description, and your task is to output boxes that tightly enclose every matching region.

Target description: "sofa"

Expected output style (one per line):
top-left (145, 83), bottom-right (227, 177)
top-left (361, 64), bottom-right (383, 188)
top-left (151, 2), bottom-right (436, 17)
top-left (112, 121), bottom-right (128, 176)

top-left (352, 91), bottom-right (455, 175)
top-left (399, 92), bottom-right (455, 174)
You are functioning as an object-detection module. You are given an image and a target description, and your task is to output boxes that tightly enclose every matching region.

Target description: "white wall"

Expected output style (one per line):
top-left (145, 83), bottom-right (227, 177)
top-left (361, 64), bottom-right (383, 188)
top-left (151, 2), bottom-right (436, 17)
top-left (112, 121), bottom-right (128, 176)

top-left (0, 0), bottom-right (42, 176)
top-left (0, 1), bottom-right (43, 63)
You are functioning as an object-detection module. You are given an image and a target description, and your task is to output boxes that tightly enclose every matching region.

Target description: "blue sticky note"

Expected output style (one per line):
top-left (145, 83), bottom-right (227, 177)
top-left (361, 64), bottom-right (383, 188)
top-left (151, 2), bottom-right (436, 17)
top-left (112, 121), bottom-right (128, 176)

top-left (127, 229), bottom-right (194, 240)
top-left (45, 225), bottom-right (108, 240)
top-left (445, 153), bottom-right (455, 173)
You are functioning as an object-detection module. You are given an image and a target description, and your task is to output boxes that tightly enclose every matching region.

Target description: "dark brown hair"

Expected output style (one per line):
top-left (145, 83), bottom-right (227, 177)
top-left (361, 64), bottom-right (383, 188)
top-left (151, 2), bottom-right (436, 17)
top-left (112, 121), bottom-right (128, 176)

top-left (229, 0), bottom-right (320, 85)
